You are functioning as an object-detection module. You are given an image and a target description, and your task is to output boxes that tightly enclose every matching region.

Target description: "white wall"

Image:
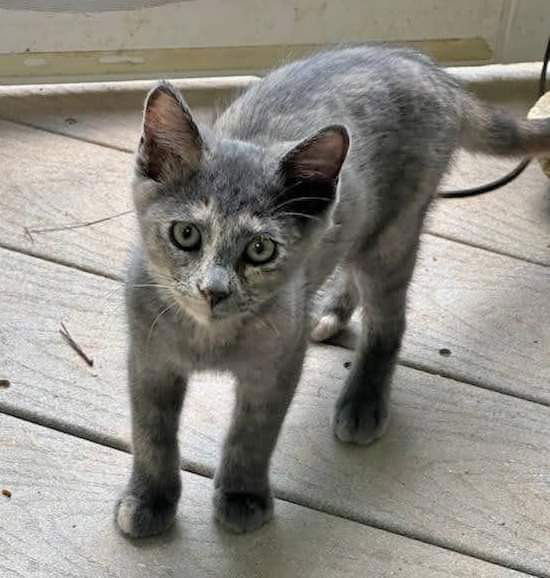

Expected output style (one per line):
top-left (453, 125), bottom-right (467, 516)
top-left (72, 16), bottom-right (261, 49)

top-left (0, 0), bottom-right (547, 83)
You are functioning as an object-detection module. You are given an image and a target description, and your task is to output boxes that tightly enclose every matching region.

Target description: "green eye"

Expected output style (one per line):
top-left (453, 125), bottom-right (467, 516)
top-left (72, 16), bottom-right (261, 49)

top-left (170, 222), bottom-right (201, 251)
top-left (245, 236), bottom-right (277, 265)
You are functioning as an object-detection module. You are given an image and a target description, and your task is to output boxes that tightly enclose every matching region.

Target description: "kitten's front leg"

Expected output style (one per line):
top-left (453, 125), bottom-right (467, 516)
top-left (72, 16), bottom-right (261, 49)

top-left (214, 346), bottom-right (305, 533)
top-left (115, 356), bottom-right (186, 538)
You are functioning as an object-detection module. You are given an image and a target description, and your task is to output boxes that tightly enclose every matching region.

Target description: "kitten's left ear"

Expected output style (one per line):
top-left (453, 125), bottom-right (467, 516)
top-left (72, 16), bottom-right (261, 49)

top-left (137, 81), bottom-right (204, 183)
top-left (276, 125), bottom-right (349, 220)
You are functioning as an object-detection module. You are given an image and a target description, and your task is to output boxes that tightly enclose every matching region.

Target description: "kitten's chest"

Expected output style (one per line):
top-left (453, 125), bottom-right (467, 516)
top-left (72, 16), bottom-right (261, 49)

top-left (167, 317), bottom-right (243, 372)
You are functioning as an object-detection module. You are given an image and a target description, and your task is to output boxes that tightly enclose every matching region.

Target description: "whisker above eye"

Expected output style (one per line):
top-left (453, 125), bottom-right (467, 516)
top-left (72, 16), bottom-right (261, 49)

top-left (270, 180), bottom-right (305, 204)
top-left (271, 195), bottom-right (334, 213)
top-left (278, 211), bottom-right (324, 223)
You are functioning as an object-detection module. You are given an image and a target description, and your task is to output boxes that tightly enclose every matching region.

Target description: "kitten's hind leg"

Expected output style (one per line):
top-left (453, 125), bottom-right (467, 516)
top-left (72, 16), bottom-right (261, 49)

top-left (334, 214), bottom-right (422, 445)
top-left (311, 265), bottom-right (359, 342)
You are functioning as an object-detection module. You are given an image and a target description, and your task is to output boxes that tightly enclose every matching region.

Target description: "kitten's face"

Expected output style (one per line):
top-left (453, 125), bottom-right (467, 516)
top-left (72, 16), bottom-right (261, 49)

top-left (133, 82), bottom-right (348, 325)
top-left (138, 148), bottom-right (303, 323)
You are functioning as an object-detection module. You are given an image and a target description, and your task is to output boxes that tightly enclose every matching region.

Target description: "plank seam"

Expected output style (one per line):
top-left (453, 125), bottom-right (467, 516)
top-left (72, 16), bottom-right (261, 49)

top-left (0, 405), bottom-right (542, 578)
top-left (397, 359), bottom-right (550, 408)
top-left (425, 230), bottom-right (549, 268)
top-left (0, 241), bottom-right (123, 282)
top-left (0, 115), bottom-right (134, 153)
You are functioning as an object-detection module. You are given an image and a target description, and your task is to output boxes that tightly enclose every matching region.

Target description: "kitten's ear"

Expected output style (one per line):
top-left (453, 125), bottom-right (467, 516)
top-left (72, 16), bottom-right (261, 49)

top-left (277, 125), bottom-right (349, 220)
top-left (137, 81), bottom-right (204, 182)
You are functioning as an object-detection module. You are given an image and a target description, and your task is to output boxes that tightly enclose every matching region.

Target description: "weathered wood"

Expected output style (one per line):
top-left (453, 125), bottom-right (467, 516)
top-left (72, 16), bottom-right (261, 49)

top-left (0, 118), bottom-right (134, 279)
top-left (1, 77), bottom-right (549, 265)
top-left (0, 78), bottom-right (256, 150)
top-left (1, 120), bottom-right (549, 400)
top-left (397, 234), bottom-right (549, 402)
top-left (431, 150), bottom-right (550, 267)
top-left (1, 248), bottom-right (549, 575)
top-left (0, 414), bottom-right (528, 578)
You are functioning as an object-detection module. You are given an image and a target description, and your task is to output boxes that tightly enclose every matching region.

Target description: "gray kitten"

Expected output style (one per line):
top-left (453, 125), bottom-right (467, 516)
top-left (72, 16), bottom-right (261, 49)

top-left (115, 46), bottom-right (550, 537)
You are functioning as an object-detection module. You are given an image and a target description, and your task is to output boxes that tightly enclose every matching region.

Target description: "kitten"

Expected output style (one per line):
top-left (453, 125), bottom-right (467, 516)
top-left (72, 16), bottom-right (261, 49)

top-left (115, 45), bottom-right (550, 537)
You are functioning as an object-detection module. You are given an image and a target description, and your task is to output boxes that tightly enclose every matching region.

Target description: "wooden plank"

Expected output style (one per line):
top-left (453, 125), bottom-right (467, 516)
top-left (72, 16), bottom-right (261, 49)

top-left (0, 78), bottom-right (258, 149)
top-left (0, 415), bottom-right (527, 578)
top-left (1, 80), bottom-right (549, 267)
top-left (400, 234), bottom-right (549, 402)
top-left (0, 118), bottom-right (134, 279)
top-left (431, 150), bottom-right (550, 267)
top-left (1, 248), bottom-right (549, 575)
top-left (0, 118), bottom-right (548, 400)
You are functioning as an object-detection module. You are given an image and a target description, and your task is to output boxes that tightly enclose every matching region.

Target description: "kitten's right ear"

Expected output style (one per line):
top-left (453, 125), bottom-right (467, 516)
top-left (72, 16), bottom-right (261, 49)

top-left (136, 81), bottom-right (204, 182)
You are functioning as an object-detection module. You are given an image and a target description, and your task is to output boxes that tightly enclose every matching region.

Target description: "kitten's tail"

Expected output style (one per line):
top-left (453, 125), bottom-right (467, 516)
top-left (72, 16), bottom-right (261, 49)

top-left (459, 94), bottom-right (550, 157)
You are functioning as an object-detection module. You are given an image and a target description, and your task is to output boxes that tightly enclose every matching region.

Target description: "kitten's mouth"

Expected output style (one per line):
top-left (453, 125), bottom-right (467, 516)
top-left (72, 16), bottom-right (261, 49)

top-left (176, 295), bottom-right (231, 325)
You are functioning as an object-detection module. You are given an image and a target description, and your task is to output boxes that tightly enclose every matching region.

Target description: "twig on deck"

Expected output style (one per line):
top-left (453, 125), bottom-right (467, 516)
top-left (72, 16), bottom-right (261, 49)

top-left (23, 226), bottom-right (35, 243)
top-left (59, 322), bottom-right (94, 367)
top-left (27, 209), bottom-right (134, 235)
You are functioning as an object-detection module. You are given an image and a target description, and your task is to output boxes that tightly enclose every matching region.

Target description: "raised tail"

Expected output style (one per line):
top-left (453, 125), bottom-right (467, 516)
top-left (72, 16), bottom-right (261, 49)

top-left (459, 93), bottom-right (550, 157)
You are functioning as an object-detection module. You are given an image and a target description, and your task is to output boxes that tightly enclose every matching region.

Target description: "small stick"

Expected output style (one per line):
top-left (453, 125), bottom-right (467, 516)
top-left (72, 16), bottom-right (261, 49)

top-left (59, 322), bottom-right (94, 367)
top-left (27, 209), bottom-right (134, 235)
top-left (23, 226), bottom-right (34, 243)
top-left (0, 379), bottom-right (10, 388)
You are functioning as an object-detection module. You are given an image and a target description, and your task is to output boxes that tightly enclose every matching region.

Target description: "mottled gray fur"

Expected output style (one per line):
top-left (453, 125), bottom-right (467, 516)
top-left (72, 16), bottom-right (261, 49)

top-left (115, 45), bottom-right (550, 538)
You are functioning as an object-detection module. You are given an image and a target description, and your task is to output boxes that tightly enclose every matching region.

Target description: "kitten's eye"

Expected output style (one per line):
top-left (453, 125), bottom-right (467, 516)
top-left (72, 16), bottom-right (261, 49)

top-left (170, 222), bottom-right (201, 251)
top-left (244, 236), bottom-right (276, 265)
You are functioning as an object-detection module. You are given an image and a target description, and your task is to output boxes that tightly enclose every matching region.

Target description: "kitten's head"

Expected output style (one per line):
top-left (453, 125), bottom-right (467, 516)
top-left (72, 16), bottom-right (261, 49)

top-left (133, 81), bottom-right (349, 325)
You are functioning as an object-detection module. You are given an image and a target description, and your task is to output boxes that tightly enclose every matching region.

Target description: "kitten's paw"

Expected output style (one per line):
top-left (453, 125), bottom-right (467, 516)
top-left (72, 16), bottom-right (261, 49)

top-left (310, 313), bottom-right (346, 342)
top-left (214, 490), bottom-right (273, 534)
top-left (333, 398), bottom-right (389, 445)
top-left (115, 492), bottom-right (178, 538)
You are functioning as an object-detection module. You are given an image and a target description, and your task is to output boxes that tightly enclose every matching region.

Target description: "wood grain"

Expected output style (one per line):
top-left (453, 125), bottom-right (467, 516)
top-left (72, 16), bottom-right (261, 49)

top-left (1, 77), bottom-right (549, 265)
top-left (0, 414), bottom-right (528, 578)
top-left (0, 248), bottom-right (549, 575)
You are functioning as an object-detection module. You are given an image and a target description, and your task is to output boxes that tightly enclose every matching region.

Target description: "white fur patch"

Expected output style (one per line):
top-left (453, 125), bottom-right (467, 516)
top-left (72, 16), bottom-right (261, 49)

top-left (310, 313), bottom-right (343, 342)
top-left (116, 495), bottom-right (139, 535)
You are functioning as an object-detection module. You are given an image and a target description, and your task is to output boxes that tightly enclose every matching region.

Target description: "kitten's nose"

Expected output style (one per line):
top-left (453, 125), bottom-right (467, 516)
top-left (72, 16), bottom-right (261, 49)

top-left (198, 285), bottom-right (229, 308)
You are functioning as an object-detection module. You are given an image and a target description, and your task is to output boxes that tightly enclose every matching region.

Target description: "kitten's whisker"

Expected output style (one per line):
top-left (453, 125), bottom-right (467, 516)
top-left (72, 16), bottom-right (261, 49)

top-left (127, 283), bottom-right (173, 291)
top-left (146, 301), bottom-right (179, 355)
top-left (270, 181), bottom-right (305, 204)
top-left (278, 211), bottom-right (324, 223)
top-left (262, 316), bottom-right (280, 337)
top-left (271, 196), bottom-right (333, 212)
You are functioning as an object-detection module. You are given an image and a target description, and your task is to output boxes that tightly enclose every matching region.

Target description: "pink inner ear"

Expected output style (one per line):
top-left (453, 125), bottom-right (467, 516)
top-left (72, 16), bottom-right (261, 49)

top-left (288, 127), bottom-right (349, 181)
top-left (143, 89), bottom-right (202, 169)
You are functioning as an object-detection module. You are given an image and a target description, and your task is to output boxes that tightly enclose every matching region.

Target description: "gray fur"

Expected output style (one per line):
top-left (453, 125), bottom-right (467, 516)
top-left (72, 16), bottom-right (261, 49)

top-left (116, 45), bottom-right (550, 538)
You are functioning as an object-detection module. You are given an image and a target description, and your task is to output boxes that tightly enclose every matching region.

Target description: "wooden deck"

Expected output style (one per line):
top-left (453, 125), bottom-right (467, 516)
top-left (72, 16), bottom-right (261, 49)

top-left (0, 76), bottom-right (549, 578)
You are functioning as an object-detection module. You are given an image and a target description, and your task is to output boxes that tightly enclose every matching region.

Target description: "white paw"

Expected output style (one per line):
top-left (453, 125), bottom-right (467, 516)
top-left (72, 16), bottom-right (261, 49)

top-left (116, 495), bottom-right (139, 536)
top-left (310, 313), bottom-right (344, 342)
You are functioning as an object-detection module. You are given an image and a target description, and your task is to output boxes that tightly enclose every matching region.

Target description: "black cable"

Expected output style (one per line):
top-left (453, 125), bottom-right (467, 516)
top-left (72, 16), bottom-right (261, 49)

top-left (438, 35), bottom-right (550, 199)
